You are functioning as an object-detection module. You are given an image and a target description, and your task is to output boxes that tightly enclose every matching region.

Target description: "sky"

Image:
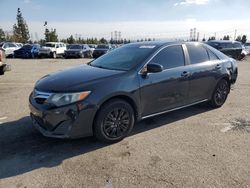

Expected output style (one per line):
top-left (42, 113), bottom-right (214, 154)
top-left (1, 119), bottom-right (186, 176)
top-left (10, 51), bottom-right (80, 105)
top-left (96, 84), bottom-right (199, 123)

top-left (0, 0), bottom-right (250, 41)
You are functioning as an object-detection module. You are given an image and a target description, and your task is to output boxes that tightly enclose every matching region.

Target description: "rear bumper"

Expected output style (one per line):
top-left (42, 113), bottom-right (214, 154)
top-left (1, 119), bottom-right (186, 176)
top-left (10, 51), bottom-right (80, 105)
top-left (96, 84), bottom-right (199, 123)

top-left (29, 97), bottom-right (97, 139)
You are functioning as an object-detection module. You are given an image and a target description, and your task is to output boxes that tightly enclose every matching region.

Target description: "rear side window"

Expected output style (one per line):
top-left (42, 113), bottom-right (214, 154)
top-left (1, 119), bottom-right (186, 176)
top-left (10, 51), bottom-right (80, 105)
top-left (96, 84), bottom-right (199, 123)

top-left (186, 44), bottom-right (209, 64)
top-left (150, 45), bottom-right (185, 69)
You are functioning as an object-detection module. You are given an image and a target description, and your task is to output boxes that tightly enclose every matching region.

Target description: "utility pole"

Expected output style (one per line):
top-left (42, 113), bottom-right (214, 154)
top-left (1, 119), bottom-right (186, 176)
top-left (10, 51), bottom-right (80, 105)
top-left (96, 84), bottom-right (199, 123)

top-left (197, 32), bottom-right (200, 41)
top-left (234, 29), bottom-right (237, 40)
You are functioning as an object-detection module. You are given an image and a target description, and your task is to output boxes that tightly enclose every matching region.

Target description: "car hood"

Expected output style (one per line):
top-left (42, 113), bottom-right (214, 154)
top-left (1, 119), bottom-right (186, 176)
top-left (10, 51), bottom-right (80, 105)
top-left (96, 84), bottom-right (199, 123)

top-left (35, 64), bottom-right (123, 92)
top-left (15, 48), bottom-right (31, 52)
top-left (94, 48), bottom-right (108, 51)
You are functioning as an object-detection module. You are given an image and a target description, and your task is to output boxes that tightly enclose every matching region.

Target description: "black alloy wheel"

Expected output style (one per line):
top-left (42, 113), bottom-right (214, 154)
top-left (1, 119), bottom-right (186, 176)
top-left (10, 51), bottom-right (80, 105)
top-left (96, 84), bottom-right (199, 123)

top-left (103, 108), bottom-right (130, 138)
top-left (94, 99), bottom-right (135, 142)
top-left (210, 79), bottom-right (229, 108)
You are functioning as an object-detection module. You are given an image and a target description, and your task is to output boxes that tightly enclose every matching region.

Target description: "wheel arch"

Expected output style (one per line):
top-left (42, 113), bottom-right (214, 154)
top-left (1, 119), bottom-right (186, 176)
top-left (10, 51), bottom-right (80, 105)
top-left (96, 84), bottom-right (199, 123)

top-left (92, 94), bottom-right (139, 133)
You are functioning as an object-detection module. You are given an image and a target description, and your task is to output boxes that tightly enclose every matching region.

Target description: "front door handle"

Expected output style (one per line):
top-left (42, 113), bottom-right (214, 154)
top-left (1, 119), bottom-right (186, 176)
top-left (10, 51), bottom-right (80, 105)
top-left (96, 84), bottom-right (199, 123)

top-left (181, 71), bottom-right (190, 78)
top-left (181, 71), bottom-right (191, 78)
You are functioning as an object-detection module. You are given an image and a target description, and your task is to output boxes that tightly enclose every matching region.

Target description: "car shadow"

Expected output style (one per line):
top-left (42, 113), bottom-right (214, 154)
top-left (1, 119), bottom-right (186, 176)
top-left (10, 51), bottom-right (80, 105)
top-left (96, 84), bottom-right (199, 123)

top-left (0, 103), bottom-right (213, 179)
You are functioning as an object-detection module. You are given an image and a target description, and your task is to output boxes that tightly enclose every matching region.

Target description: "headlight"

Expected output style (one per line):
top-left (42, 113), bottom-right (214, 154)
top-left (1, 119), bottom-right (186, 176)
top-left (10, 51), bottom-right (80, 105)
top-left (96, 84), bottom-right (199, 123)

top-left (46, 91), bottom-right (91, 107)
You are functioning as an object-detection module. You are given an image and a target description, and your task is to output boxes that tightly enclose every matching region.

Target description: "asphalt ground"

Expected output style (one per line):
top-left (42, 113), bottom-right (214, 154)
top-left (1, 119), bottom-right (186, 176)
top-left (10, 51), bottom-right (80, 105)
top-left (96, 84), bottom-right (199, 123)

top-left (0, 57), bottom-right (249, 188)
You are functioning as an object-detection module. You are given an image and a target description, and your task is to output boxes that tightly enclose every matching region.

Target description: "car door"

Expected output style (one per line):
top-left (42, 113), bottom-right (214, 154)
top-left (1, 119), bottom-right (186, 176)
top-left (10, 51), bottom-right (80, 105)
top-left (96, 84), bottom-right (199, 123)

top-left (185, 43), bottom-right (221, 103)
top-left (139, 45), bottom-right (189, 117)
top-left (3, 43), bottom-right (10, 55)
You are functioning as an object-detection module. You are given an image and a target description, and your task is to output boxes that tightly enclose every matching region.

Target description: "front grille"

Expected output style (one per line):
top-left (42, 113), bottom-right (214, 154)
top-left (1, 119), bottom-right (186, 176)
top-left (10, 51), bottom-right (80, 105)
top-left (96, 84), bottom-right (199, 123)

top-left (33, 90), bottom-right (52, 105)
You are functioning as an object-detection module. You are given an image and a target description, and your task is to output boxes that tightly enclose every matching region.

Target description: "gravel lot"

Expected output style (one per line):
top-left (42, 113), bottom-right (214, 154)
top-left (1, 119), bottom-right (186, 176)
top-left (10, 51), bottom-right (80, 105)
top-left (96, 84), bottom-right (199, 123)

top-left (0, 57), bottom-right (249, 188)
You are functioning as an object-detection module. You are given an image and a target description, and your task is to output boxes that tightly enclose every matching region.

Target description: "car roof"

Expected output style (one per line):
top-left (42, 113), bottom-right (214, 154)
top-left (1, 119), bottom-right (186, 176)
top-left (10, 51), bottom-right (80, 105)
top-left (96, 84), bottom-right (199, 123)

top-left (124, 41), bottom-right (188, 48)
top-left (207, 40), bottom-right (241, 44)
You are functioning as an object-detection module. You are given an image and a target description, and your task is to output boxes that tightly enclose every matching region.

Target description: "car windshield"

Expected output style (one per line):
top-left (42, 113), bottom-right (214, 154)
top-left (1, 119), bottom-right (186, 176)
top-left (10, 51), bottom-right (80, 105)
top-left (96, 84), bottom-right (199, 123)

top-left (90, 45), bottom-right (156, 71)
top-left (245, 43), bottom-right (250, 47)
top-left (69, 45), bottom-right (82, 49)
top-left (96, 45), bottom-right (109, 49)
top-left (44, 43), bottom-right (55, 47)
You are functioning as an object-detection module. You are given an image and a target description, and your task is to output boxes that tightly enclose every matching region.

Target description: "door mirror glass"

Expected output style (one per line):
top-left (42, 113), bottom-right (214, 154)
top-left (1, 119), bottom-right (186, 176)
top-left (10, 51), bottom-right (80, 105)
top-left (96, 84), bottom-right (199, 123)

top-left (146, 63), bottom-right (163, 73)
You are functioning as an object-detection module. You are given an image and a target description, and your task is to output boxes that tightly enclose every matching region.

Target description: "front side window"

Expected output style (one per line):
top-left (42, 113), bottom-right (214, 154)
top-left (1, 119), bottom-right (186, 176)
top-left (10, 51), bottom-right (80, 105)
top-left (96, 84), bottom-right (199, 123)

top-left (186, 44), bottom-right (209, 64)
top-left (9, 43), bottom-right (17, 47)
top-left (150, 45), bottom-right (185, 69)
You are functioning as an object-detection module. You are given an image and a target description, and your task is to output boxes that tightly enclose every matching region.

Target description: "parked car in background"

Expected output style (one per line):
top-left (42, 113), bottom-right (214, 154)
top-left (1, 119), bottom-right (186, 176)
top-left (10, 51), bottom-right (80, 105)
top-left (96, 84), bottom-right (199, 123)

top-left (66, 44), bottom-right (74, 50)
top-left (64, 44), bottom-right (92, 58)
top-left (88, 44), bottom-right (96, 56)
top-left (0, 49), bottom-right (11, 75)
top-left (92, 44), bottom-right (112, 58)
top-left (29, 41), bottom-right (237, 142)
top-left (39, 42), bottom-right (66, 58)
top-left (206, 40), bottom-right (244, 60)
top-left (0, 42), bottom-right (20, 57)
top-left (244, 42), bottom-right (250, 55)
top-left (14, 44), bottom-right (40, 58)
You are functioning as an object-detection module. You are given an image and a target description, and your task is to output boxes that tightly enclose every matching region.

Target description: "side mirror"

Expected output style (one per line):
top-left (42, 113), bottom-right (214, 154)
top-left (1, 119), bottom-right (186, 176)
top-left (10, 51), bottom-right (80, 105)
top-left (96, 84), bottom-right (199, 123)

top-left (146, 63), bottom-right (163, 73)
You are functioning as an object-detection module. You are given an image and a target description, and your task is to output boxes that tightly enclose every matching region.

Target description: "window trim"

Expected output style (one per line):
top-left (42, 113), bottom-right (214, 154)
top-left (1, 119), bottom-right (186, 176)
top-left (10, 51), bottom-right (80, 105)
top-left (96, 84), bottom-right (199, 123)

top-left (138, 44), bottom-right (187, 74)
top-left (206, 48), bottom-right (220, 61)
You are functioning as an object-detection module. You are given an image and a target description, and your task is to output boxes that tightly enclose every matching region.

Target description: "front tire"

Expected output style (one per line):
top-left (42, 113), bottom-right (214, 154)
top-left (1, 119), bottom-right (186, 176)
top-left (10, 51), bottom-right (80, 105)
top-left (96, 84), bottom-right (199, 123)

top-left (94, 99), bottom-right (135, 143)
top-left (209, 79), bottom-right (230, 108)
top-left (51, 52), bottom-right (57, 59)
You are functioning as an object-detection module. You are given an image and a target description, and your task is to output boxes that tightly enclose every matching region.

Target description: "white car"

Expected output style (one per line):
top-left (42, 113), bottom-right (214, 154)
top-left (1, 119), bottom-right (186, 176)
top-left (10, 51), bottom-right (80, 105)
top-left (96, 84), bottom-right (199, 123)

top-left (244, 42), bottom-right (250, 55)
top-left (0, 42), bottom-right (20, 57)
top-left (39, 42), bottom-right (66, 58)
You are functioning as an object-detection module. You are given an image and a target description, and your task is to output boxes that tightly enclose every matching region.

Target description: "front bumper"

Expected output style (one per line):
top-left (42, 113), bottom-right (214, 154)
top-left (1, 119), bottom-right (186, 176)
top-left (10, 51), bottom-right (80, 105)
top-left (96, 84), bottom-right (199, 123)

top-left (29, 96), bottom-right (97, 138)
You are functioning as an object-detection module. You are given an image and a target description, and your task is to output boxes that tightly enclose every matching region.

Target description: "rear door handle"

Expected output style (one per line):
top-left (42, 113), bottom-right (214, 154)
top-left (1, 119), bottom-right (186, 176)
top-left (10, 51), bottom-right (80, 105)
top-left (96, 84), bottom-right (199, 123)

top-left (181, 71), bottom-right (191, 78)
top-left (215, 64), bottom-right (222, 69)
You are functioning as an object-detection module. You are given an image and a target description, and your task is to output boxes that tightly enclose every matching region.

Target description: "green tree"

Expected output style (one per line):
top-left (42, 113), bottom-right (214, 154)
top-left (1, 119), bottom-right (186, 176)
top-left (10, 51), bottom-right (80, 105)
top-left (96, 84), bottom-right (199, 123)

top-left (67, 35), bottom-right (75, 44)
top-left (45, 28), bottom-right (58, 42)
top-left (0, 28), bottom-right (5, 42)
top-left (241, 35), bottom-right (247, 44)
top-left (99, 37), bottom-right (108, 44)
top-left (236, 35), bottom-right (242, 42)
top-left (223, 35), bottom-right (230, 40)
top-left (13, 8), bottom-right (30, 43)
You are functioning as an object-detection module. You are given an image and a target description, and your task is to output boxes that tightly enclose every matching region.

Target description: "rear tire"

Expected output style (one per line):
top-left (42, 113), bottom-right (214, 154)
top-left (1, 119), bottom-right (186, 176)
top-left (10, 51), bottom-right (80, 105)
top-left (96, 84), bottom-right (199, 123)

top-left (94, 99), bottom-right (135, 143)
top-left (209, 79), bottom-right (230, 108)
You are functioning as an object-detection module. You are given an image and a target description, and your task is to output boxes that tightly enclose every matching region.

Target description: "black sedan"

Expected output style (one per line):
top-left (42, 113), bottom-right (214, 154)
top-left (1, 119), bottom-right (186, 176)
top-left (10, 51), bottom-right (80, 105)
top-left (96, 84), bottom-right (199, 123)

top-left (29, 41), bottom-right (238, 142)
top-left (206, 40), bottom-right (244, 60)
top-left (14, 44), bottom-right (40, 58)
top-left (92, 44), bottom-right (112, 58)
top-left (64, 44), bottom-right (92, 58)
